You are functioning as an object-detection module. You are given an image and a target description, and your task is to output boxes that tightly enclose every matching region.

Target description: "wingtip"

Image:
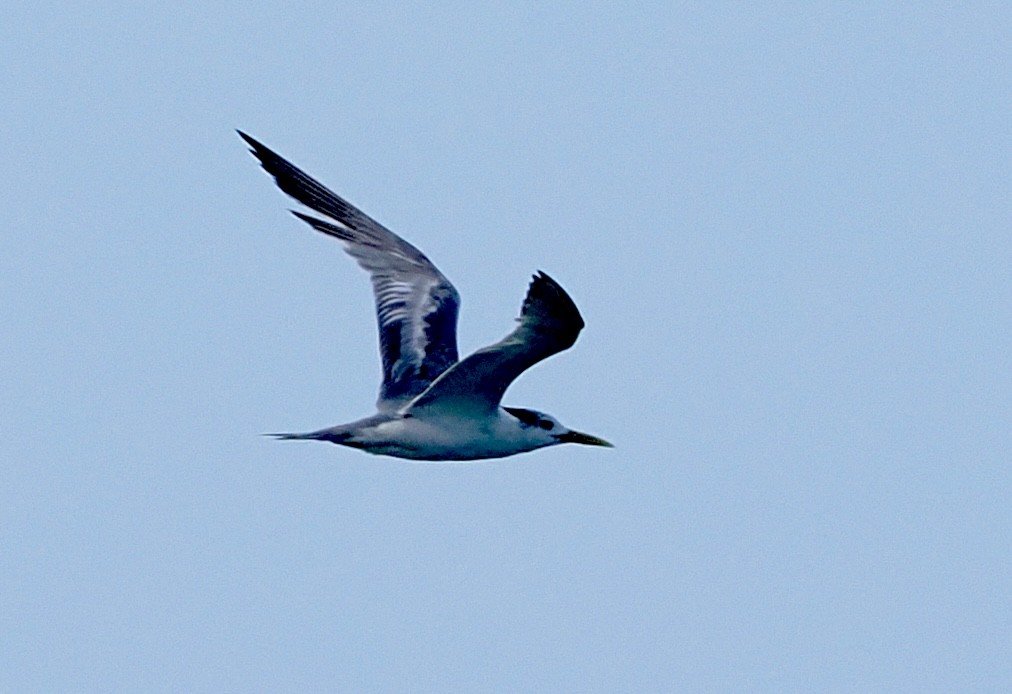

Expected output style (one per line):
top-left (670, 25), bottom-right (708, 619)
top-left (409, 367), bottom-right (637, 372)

top-left (237, 130), bottom-right (274, 162)
top-left (527, 270), bottom-right (565, 298)
top-left (236, 129), bottom-right (256, 146)
top-left (521, 269), bottom-right (585, 332)
top-left (531, 269), bottom-right (558, 288)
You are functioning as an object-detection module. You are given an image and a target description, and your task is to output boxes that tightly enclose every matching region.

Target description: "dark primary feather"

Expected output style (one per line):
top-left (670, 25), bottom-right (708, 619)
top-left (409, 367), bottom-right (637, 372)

top-left (238, 131), bottom-right (461, 408)
top-left (407, 271), bottom-right (585, 416)
top-left (238, 130), bottom-right (386, 233)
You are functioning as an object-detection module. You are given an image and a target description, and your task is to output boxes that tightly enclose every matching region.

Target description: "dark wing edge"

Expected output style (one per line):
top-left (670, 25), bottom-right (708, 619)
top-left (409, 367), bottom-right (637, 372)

top-left (239, 130), bottom-right (387, 238)
top-left (406, 271), bottom-right (584, 415)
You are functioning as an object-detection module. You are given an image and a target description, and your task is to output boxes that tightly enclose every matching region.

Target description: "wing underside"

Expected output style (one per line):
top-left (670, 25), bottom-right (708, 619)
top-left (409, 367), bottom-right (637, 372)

top-left (239, 131), bottom-right (461, 409)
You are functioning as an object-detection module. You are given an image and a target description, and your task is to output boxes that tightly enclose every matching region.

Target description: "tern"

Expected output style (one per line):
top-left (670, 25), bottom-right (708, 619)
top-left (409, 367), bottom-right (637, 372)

top-left (240, 131), bottom-right (612, 461)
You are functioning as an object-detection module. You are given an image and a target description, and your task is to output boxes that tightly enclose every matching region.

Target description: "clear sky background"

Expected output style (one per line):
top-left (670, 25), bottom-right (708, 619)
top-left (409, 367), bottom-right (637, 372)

top-left (2, 2), bottom-right (1009, 691)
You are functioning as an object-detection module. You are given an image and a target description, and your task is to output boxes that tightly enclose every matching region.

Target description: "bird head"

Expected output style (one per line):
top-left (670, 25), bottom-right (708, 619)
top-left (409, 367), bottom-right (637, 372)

top-left (504, 407), bottom-right (613, 449)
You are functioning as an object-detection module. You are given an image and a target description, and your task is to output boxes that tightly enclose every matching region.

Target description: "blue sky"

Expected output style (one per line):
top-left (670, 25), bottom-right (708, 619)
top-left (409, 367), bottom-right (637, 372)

top-left (2, 2), bottom-right (1009, 691)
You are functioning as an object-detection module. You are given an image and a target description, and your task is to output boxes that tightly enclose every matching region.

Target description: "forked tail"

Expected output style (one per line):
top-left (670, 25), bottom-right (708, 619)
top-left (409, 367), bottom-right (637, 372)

top-left (263, 432), bottom-right (323, 441)
top-left (263, 415), bottom-right (388, 446)
top-left (261, 421), bottom-right (370, 445)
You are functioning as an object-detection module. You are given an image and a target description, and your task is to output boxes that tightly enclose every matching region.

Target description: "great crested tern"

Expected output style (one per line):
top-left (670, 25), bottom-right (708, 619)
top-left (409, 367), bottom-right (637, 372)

top-left (240, 131), bottom-right (612, 460)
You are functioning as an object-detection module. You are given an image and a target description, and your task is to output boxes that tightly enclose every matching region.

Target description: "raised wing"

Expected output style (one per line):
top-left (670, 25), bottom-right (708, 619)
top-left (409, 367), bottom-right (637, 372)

top-left (239, 131), bottom-right (460, 410)
top-left (406, 271), bottom-right (584, 416)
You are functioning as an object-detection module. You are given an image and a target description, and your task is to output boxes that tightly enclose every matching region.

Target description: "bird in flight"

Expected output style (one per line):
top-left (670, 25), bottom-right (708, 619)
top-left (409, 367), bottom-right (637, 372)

top-left (239, 131), bottom-right (612, 461)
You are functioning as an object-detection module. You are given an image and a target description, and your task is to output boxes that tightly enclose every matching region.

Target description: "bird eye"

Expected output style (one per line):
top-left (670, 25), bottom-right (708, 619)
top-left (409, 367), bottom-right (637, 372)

top-left (538, 419), bottom-right (554, 430)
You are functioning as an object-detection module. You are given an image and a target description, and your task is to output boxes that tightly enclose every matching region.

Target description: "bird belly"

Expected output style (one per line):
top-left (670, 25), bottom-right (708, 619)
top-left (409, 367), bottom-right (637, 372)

top-left (349, 414), bottom-right (538, 461)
